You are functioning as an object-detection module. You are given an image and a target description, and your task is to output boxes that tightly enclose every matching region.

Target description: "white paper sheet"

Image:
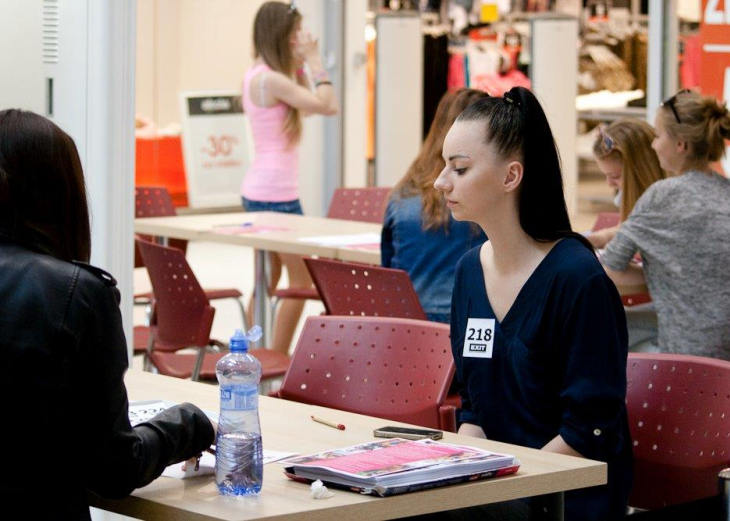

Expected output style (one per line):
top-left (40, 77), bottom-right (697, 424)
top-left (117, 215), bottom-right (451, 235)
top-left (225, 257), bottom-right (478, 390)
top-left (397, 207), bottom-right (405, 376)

top-left (297, 233), bottom-right (381, 247)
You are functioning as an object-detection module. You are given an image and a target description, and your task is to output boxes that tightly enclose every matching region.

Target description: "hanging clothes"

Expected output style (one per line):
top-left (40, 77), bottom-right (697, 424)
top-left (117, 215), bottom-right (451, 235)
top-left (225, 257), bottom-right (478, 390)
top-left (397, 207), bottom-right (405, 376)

top-left (422, 33), bottom-right (450, 140)
top-left (448, 51), bottom-right (467, 90)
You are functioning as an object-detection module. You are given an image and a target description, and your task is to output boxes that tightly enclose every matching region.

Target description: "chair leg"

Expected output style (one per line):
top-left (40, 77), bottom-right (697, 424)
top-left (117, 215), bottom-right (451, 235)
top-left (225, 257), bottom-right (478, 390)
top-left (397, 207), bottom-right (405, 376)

top-left (269, 296), bottom-right (280, 335)
top-left (144, 302), bottom-right (153, 326)
top-left (143, 335), bottom-right (155, 372)
top-left (192, 347), bottom-right (205, 382)
top-left (234, 297), bottom-right (249, 330)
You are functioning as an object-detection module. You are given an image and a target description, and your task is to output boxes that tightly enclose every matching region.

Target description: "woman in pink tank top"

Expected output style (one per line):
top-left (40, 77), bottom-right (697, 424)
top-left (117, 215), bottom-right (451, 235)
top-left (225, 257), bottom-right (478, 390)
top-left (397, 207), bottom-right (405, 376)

top-left (243, 1), bottom-right (338, 355)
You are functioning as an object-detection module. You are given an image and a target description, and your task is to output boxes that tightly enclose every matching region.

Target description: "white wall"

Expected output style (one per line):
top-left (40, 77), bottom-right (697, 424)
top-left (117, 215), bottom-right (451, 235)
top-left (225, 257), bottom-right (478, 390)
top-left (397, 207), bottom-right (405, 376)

top-left (0, 0), bottom-right (44, 111)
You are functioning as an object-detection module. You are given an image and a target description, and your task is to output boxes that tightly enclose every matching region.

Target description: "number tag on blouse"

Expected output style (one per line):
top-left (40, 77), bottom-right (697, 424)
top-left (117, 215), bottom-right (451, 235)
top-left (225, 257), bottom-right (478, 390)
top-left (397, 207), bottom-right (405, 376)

top-left (463, 318), bottom-right (495, 358)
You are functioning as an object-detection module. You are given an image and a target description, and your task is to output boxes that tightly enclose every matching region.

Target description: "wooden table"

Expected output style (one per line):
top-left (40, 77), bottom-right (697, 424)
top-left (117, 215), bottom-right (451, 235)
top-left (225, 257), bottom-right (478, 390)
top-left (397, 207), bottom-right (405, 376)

top-left (90, 371), bottom-right (606, 520)
top-left (135, 212), bottom-right (381, 344)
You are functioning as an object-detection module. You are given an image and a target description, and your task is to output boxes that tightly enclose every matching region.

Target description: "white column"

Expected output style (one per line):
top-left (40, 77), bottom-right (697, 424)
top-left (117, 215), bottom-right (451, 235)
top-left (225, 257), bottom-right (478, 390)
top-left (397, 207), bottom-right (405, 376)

top-left (374, 12), bottom-right (423, 188)
top-left (530, 15), bottom-right (579, 217)
top-left (343, 0), bottom-right (369, 188)
top-left (647, 0), bottom-right (678, 122)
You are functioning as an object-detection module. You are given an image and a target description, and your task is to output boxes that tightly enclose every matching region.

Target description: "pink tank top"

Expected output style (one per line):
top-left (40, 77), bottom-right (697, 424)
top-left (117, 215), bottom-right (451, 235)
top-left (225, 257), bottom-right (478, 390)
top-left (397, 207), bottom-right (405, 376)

top-left (241, 63), bottom-right (299, 202)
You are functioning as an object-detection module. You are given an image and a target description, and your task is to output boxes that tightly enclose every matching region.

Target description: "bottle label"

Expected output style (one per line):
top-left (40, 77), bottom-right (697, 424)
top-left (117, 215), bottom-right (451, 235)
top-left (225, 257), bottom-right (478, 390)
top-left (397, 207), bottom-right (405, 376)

top-left (220, 384), bottom-right (259, 411)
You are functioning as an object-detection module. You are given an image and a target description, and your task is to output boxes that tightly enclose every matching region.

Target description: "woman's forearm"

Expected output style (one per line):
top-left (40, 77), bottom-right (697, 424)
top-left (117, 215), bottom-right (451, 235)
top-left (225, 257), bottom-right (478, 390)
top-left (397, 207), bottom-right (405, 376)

top-left (458, 422), bottom-right (487, 439)
top-left (604, 262), bottom-right (646, 286)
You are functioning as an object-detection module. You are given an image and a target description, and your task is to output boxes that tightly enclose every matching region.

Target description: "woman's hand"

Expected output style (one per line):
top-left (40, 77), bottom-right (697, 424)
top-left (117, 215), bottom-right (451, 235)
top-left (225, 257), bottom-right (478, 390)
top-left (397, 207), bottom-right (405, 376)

top-left (297, 31), bottom-right (321, 63)
top-left (181, 419), bottom-right (217, 472)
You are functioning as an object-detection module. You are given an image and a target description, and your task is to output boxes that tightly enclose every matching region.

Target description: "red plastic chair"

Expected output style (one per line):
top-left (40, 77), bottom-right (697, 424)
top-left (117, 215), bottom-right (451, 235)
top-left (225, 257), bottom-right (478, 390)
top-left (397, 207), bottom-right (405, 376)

top-left (277, 316), bottom-right (456, 432)
top-left (303, 257), bottom-right (426, 320)
top-left (303, 258), bottom-right (464, 408)
top-left (626, 353), bottom-right (730, 510)
top-left (136, 239), bottom-right (290, 382)
top-left (268, 187), bottom-right (392, 316)
top-left (134, 186), bottom-right (247, 354)
top-left (325, 187), bottom-right (390, 223)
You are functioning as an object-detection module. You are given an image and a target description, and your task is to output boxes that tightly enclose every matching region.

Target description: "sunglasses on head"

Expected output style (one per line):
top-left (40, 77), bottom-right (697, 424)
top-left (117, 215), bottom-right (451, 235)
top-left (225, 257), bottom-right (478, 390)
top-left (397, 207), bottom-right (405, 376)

top-left (598, 126), bottom-right (614, 154)
top-left (660, 89), bottom-right (692, 124)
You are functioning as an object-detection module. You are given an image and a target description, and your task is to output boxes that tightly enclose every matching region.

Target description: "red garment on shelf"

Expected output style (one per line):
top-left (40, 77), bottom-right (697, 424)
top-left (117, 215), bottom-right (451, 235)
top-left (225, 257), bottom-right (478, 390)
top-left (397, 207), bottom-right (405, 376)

top-left (471, 69), bottom-right (531, 96)
top-left (448, 53), bottom-right (466, 91)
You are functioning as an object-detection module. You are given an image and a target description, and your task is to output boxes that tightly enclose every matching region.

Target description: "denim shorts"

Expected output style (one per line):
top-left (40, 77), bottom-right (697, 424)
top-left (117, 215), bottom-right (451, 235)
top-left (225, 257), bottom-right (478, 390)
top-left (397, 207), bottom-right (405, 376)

top-left (241, 197), bottom-right (304, 215)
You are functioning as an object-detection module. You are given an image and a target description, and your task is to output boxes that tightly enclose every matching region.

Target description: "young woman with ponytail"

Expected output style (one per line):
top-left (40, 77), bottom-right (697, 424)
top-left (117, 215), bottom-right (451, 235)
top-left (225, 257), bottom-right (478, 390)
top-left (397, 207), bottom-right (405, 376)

top-left (602, 90), bottom-right (730, 361)
top-left (434, 87), bottom-right (632, 520)
top-left (242, 1), bottom-right (338, 354)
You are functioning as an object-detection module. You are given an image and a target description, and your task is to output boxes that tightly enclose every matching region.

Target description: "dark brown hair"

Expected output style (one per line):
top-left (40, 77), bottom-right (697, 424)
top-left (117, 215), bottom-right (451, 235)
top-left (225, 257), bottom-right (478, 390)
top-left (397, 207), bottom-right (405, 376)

top-left (253, 1), bottom-right (303, 145)
top-left (0, 109), bottom-right (91, 262)
top-left (394, 88), bottom-right (489, 230)
top-left (592, 118), bottom-right (669, 221)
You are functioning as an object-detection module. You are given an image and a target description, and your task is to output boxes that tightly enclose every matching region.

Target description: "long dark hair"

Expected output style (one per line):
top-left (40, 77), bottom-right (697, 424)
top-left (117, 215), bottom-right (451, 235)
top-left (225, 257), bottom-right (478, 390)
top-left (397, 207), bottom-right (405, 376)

top-left (0, 109), bottom-right (91, 262)
top-left (458, 86), bottom-right (593, 251)
top-left (394, 88), bottom-right (489, 230)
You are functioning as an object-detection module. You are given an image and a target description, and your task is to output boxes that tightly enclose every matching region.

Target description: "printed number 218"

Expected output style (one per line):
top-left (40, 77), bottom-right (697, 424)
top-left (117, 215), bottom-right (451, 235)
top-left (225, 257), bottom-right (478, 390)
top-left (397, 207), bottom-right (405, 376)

top-left (467, 328), bottom-right (492, 341)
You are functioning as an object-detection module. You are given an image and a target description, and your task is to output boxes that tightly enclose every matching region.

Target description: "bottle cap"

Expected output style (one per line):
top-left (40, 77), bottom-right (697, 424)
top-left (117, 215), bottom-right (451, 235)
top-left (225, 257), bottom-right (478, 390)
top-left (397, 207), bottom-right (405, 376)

top-left (229, 326), bottom-right (263, 353)
top-left (229, 329), bottom-right (249, 352)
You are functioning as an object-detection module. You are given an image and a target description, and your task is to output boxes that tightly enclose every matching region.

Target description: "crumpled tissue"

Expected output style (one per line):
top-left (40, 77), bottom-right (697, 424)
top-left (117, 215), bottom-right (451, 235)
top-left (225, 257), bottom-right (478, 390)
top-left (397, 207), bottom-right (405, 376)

top-left (310, 479), bottom-right (335, 499)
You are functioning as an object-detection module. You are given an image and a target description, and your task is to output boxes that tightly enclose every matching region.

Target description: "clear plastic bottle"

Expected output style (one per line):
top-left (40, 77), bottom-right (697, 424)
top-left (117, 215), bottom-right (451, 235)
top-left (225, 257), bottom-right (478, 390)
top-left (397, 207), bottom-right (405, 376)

top-left (215, 327), bottom-right (264, 496)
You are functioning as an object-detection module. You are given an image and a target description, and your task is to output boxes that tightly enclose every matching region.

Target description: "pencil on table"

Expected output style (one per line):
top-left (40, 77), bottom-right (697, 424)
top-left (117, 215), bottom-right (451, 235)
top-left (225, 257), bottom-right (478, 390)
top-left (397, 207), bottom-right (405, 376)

top-left (311, 415), bottom-right (346, 430)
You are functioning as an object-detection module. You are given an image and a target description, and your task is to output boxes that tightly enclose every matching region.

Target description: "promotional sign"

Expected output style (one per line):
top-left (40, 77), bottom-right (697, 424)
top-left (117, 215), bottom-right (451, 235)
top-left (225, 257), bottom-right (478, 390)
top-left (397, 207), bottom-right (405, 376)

top-left (700, 1), bottom-right (730, 173)
top-left (180, 91), bottom-right (252, 208)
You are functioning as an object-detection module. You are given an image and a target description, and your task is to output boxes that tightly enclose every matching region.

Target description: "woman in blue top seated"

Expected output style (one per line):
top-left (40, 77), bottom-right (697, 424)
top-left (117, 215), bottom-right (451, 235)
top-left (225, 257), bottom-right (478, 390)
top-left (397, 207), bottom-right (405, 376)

top-left (434, 87), bottom-right (633, 520)
top-left (381, 88), bottom-right (488, 323)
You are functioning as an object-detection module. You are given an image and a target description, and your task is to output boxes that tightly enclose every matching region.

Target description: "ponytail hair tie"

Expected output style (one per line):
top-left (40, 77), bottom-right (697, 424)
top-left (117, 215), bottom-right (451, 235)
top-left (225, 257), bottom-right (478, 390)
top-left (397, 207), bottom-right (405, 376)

top-left (503, 90), bottom-right (522, 107)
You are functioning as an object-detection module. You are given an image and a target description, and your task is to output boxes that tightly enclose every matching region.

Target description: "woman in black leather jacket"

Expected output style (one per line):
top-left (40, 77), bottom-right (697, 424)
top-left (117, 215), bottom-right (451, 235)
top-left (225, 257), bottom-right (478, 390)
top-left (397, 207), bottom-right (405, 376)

top-left (0, 109), bottom-right (215, 519)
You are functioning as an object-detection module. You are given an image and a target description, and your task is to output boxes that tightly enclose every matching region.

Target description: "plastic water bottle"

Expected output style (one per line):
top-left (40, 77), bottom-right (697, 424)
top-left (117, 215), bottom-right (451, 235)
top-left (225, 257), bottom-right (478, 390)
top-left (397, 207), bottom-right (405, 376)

top-left (215, 327), bottom-right (264, 496)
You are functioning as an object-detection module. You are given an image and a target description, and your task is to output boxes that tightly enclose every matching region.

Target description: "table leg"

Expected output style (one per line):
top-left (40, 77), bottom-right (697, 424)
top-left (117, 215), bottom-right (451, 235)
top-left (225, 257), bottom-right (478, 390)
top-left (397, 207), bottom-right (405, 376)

top-left (253, 249), bottom-right (271, 347)
top-left (530, 492), bottom-right (564, 521)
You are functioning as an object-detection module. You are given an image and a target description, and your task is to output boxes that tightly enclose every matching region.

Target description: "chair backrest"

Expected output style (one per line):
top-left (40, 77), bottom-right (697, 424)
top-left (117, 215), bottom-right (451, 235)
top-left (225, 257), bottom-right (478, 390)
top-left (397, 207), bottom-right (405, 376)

top-left (134, 186), bottom-right (187, 268)
top-left (135, 186), bottom-right (177, 217)
top-left (304, 258), bottom-right (427, 321)
top-left (135, 239), bottom-right (215, 352)
top-left (591, 212), bottom-right (620, 232)
top-left (626, 353), bottom-right (730, 509)
top-left (279, 316), bottom-right (455, 430)
top-left (326, 187), bottom-right (390, 223)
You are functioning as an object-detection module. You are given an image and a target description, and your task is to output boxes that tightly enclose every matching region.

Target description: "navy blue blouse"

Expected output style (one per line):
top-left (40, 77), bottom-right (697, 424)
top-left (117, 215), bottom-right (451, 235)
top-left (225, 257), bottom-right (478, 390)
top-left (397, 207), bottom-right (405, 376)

top-left (381, 194), bottom-right (486, 322)
top-left (451, 238), bottom-right (633, 520)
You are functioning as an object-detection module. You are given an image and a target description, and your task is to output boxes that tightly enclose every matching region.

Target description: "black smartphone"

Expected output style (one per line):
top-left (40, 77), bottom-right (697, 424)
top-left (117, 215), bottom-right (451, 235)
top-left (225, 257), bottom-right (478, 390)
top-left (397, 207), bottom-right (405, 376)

top-left (373, 426), bottom-right (443, 440)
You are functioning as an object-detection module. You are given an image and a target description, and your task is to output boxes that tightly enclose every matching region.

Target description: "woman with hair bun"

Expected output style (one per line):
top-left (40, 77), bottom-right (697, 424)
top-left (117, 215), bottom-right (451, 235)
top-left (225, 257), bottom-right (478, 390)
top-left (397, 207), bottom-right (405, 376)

top-left (435, 87), bottom-right (632, 520)
top-left (602, 90), bottom-right (730, 361)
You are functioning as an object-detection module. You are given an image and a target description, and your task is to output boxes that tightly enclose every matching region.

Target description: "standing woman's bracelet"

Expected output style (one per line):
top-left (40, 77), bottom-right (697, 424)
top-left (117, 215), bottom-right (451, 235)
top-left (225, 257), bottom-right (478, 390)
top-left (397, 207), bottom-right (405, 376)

top-left (312, 70), bottom-right (330, 83)
top-left (315, 80), bottom-right (332, 88)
